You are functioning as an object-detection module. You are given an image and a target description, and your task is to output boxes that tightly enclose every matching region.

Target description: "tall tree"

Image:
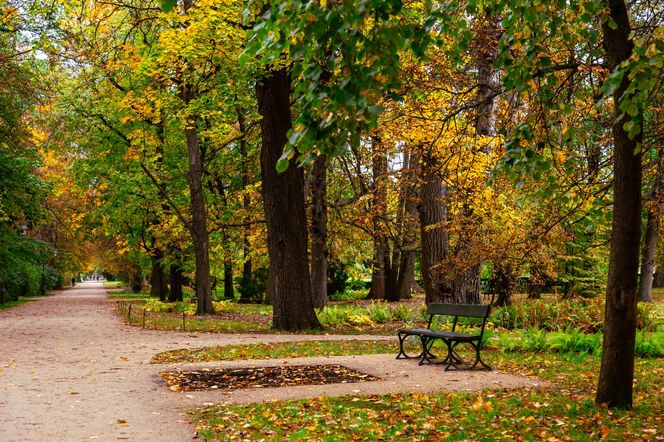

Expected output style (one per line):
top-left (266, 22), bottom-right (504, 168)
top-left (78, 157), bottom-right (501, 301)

top-left (256, 67), bottom-right (320, 330)
top-left (596, 0), bottom-right (642, 409)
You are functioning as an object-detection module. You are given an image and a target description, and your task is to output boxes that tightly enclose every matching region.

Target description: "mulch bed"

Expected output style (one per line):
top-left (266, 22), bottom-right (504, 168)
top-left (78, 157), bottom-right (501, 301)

top-left (161, 364), bottom-right (380, 392)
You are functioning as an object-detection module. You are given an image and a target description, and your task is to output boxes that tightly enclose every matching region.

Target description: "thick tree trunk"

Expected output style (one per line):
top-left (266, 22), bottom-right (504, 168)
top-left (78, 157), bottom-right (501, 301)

top-left (184, 118), bottom-right (214, 315)
top-left (310, 154), bottom-right (328, 308)
top-left (224, 260), bottom-right (234, 300)
top-left (596, 0), bottom-right (641, 409)
top-left (367, 138), bottom-right (389, 300)
top-left (418, 153), bottom-right (452, 304)
top-left (168, 266), bottom-right (183, 302)
top-left (257, 67), bottom-right (320, 330)
top-left (149, 252), bottom-right (169, 301)
top-left (451, 265), bottom-right (482, 304)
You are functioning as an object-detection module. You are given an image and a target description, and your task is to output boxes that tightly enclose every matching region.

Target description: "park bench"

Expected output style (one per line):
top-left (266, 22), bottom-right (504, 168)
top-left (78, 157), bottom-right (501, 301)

top-left (396, 303), bottom-right (492, 371)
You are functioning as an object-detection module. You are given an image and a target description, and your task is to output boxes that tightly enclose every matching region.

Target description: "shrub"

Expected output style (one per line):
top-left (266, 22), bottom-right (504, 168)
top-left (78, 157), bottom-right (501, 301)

top-left (237, 268), bottom-right (269, 303)
top-left (365, 301), bottom-right (390, 323)
top-left (635, 331), bottom-right (664, 358)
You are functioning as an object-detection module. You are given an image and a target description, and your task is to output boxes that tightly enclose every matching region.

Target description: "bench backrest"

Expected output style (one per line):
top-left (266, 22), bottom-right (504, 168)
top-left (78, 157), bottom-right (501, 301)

top-left (426, 303), bottom-right (491, 319)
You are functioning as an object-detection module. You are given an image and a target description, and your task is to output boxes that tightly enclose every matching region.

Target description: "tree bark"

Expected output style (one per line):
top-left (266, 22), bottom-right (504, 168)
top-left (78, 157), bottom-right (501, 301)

top-left (418, 153), bottom-right (452, 304)
top-left (310, 154), bottom-right (328, 308)
top-left (596, 0), bottom-right (641, 409)
top-left (149, 252), bottom-right (169, 301)
top-left (389, 150), bottom-right (418, 301)
top-left (367, 138), bottom-right (390, 300)
top-left (168, 266), bottom-right (183, 302)
top-left (224, 259), bottom-right (234, 300)
top-left (257, 67), bottom-right (320, 330)
top-left (638, 210), bottom-right (657, 303)
top-left (492, 262), bottom-right (515, 307)
top-left (238, 108), bottom-right (254, 302)
top-left (184, 115), bottom-right (214, 315)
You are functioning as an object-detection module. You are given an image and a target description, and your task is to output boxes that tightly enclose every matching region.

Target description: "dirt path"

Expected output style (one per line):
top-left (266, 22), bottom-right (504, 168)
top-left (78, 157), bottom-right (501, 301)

top-left (0, 283), bottom-right (543, 441)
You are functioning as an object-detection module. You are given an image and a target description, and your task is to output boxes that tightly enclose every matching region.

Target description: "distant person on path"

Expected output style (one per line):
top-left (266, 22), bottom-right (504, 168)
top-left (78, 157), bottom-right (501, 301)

top-left (71, 277), bottom-right (75, 287)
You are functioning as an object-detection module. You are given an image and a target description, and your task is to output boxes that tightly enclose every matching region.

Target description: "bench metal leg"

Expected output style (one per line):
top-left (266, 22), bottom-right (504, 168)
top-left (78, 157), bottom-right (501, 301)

top-left (442, 340), bottom-right (491, 371)
top-left (418, 337), bottom-right (441, 365)
top-left (396, 333), bottom-right (431, 360)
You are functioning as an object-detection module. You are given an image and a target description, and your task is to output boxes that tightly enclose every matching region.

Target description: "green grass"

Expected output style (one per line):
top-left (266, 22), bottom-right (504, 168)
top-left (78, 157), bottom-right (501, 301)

top-left (106, 292), bottom-right (151, 300)
top-left (151, 339), bottom-right (396, 363)
top-left (0, 299), bottom-right (30, 310)
top-left (188, 352), bottom-right (664, 441)
top-left (102, 281), bottom-right (125, 287)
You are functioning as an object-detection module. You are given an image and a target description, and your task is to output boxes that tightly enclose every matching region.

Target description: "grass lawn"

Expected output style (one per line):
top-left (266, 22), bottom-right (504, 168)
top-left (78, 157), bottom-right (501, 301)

top-left (152, 339), bottom-right (396, 363)
top-left (0, 299), bottom-right (30, 310)
top-left (188, 352), bottom-right (664, 441)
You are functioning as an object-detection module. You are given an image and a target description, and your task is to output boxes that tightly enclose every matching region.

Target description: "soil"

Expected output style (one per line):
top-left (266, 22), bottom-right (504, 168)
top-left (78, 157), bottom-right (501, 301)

top-left (0, 283), bottom-right (544, 441)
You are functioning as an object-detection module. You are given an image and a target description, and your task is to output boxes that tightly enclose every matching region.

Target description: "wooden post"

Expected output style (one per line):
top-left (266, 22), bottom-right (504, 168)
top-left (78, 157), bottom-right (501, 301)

top-left (182, 312), bottom-right (186, 331)
top-left (142, 308), bottom-right (146, 329)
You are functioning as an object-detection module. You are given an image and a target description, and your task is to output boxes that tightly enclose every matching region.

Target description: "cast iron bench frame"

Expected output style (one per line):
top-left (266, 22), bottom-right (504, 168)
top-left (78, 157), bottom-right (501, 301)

top-left (396, 303), bottom-right (492, 371)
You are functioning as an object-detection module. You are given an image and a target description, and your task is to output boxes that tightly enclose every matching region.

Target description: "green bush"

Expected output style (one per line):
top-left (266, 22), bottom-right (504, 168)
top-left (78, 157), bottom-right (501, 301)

top-left (490, 298), bottom-right (617, 333)
top-left (635, 331), bottom-right (664, 357)
top-left (366, 301), bottom-right (390, 323)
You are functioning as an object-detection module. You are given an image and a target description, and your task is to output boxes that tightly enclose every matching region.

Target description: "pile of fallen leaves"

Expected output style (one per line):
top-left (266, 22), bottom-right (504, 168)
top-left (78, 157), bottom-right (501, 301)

top-left (161, 364), bottom-right (380, 392)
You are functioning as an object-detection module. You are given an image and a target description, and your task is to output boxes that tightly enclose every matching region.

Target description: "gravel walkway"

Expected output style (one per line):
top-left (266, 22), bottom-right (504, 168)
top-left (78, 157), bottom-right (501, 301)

top-left (0, 282), bottom-right (543, 441)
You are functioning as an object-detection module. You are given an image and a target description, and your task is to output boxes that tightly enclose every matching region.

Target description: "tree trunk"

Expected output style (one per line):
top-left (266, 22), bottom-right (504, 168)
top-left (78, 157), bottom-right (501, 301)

top-left (238, 108), bottom-right (253, 301)
top-left (368, 138), bottom-right (390, 300)
top-left (257, 67), bottom-right (320, 330)
top-left (168, 266), bottom-right (183, 302)
top-left (149, 252), bottom-right (169, 301)
top-left (389, 150), bottom-right (418, 301)
top-left (654, 269), bottom-right (664, 288)
top-left (638, 210), bottom-right (658, 303)
top-left (492, 262), bottom-right (514, 307)
top-left (596, 0), bottom-right (641, 409)
top-left (418, 153), bottom-right (452, 304)
top-left (224, 259), bottom-right (234, 300)
top-left (367, 239), bottom-right (386, 299)
top-left (310, 154), bottom-right (328, 308)
top-left (449, 14), bottom-right (500, 305)
top-left (451, 265), bottom-right (482, 304)
top-left (184, 115), bottom-right (214, 315)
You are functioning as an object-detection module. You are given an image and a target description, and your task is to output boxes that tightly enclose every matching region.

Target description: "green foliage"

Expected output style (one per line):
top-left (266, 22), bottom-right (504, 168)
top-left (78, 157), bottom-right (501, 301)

top-left (327, 265), bottom-right (349, 296)
top-left (634, 331), bottom-right (664, 358)
top-left (244, 0), bottom-right (434, 164)
top-left (0, 226), bottom-right (56, 299)
top-left (490, 298), bottom-right (608, 333)
top-left (237, 268), bottom-right (269, 303)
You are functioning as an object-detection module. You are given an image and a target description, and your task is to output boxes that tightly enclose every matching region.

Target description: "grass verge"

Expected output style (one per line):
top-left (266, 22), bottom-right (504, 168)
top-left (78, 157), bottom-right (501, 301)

top-left (152, 339), bottom-right (396, 363)
top-left (188, 352), bottom-right (664, 441)
top-left (0, 299), bottom-right (30, 310)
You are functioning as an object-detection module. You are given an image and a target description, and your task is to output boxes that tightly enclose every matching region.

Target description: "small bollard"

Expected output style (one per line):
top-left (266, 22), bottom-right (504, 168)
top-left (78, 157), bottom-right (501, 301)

top-left (142, 308), bottom-right (146, 329)
top-left (182, 312), bottom-right (186, 331)
top-left (128, 304), bottom-right (132, 323)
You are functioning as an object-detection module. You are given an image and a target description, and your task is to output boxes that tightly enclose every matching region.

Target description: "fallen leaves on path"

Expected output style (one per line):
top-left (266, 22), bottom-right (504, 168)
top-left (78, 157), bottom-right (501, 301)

top-left (160, 364), bottom-right (380, 392)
